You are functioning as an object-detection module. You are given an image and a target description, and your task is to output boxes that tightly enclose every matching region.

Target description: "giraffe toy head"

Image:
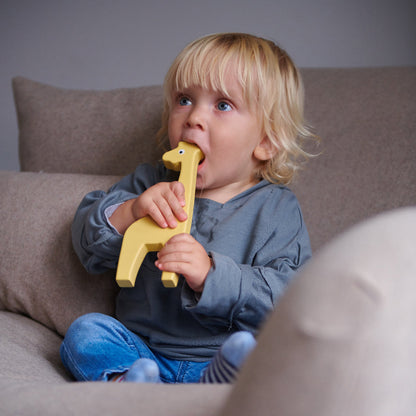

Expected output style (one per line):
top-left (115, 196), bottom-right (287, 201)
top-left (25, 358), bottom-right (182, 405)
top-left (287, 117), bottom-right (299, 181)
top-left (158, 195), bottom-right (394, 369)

top-left (162, 141), bottom-right (204, 172)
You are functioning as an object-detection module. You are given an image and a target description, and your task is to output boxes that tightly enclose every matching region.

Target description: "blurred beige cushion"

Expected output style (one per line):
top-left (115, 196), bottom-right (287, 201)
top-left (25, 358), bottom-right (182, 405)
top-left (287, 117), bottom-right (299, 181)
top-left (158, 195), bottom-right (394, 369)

top-left (221, 207), bottom-right (416, 416)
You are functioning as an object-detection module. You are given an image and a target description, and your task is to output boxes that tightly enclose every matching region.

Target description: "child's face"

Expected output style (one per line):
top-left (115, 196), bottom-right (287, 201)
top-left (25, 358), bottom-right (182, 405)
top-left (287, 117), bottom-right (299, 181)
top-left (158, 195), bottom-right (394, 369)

top-left (168, 70), bottom-right (270, 203)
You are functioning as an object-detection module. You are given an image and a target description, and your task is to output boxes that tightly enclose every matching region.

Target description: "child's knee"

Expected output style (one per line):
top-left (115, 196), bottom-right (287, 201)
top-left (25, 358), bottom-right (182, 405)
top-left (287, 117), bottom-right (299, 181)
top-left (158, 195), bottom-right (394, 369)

top-left (63, 313), bottom-right (112, 348)
top-left (68, 312), bottom-right (104, 332)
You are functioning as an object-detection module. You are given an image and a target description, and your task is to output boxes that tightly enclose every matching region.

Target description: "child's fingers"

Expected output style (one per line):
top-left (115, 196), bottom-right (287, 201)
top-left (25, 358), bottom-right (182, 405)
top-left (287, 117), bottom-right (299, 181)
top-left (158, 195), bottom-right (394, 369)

top-left (148, 183), bottom-right (187, 228)
top-left (157, 235), bottom-right (193, 260)
top-left (156, 243), bottom-right (210, 293)
top-left (138, 182), bottom-right (187, 228)
top-left (146, 197), bottom-right (173, 228)
top-left (164, 233), bottom-right (194, 245)
top-left (156, 235), bottom-right (193, 265)
top-left (155, 252), bottom-right (194, 282)
top-left (164, 182), bottom-right (187, 223)
top-left (170, 181), bottom-right (186, 207)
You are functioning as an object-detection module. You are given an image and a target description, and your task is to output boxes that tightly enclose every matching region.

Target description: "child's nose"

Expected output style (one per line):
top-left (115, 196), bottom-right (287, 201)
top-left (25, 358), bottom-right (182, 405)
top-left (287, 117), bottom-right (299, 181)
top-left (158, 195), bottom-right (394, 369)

top-left (185, 106), bottom-right (206, 130)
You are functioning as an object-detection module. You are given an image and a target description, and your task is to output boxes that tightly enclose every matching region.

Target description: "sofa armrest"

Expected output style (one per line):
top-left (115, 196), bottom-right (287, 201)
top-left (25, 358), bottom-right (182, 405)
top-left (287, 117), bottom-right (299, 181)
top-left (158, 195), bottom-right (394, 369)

top-left (220, 207), bottom-right (416, 415)
top-left (0, 171), bottom-right (121, 336)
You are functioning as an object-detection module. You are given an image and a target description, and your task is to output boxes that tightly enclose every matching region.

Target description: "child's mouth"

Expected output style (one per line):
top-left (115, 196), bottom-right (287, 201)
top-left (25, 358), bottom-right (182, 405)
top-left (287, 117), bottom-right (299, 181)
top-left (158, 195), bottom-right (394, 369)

top-left (198, 158), bottom-right (205, 171)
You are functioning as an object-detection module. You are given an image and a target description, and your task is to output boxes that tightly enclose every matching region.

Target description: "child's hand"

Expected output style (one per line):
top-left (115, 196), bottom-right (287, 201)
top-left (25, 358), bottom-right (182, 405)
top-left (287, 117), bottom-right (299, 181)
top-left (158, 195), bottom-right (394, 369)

top-left (110, 182), bottom-right (187, 234)
top-left (155, 234), bottom-right (212, 293)
top-left (132, 182), bottom-right (188, 229)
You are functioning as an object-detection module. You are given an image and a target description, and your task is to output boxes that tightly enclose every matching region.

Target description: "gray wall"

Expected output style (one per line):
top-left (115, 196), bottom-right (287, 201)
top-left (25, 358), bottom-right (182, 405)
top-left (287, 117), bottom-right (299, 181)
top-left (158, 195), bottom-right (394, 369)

top-left (1, 0), bottom-right (415, 171)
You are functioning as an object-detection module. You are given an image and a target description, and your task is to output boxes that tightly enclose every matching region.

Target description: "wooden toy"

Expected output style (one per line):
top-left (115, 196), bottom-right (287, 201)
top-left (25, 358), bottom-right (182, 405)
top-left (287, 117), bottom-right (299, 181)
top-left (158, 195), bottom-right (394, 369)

top-left (116, 141), bottom-right (204, 288)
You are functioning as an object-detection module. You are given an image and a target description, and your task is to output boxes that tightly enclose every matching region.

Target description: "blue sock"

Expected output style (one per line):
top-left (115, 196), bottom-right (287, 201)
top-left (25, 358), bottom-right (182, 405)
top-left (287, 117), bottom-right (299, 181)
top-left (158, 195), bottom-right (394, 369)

top-left (122, 358), bottom-right (161, 383)
top-left (200, 331), bottom-right (256, 383)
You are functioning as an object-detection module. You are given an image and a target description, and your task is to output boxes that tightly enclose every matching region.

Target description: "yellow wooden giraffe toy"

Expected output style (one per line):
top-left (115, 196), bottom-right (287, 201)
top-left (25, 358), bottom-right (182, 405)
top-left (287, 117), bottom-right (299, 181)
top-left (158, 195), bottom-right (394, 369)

top-left (116, 141), bottom-right (204, 288)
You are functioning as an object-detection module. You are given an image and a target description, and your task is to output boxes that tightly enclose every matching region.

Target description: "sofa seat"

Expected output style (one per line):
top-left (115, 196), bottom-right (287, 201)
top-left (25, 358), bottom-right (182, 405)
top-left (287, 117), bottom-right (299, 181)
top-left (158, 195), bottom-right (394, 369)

top-left (0, 313), bottom-right (231, 415)
top-left (0, 311), bottom-right (69, 383)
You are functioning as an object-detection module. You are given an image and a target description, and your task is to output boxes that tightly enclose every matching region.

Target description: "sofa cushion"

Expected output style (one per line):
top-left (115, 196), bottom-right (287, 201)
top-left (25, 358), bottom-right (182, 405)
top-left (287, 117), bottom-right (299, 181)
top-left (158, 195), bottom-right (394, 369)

top-left (294, 67), bottom-right (416, 249)
top-left (220, 208), bottom-right (416, 415)
top-left (12, 76), bottom-right (164, 175)
top-left (0, 380), bottom-right (231, 416)
top-left (0, 311), bottom-right (69, 382)
top-left (0, 171), bottom-right (121, 336)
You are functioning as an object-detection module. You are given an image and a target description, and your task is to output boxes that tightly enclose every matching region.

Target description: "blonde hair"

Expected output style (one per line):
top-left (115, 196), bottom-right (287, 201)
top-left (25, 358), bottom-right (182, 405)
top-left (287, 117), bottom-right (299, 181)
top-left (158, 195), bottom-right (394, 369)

top-left (157, 32), bottom-right (317, 185)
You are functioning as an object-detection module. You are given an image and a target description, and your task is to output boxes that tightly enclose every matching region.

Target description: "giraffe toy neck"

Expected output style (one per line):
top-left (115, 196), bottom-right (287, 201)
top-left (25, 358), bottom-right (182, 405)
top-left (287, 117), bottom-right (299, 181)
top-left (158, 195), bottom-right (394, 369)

top-left (162, 141), bottom-right (204, 219)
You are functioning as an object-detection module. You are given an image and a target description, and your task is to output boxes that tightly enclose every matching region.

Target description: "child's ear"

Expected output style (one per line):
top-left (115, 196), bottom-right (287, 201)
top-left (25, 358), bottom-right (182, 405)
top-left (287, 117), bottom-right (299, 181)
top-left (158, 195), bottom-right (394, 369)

top-left (253, 137), bottom-right (278, 161)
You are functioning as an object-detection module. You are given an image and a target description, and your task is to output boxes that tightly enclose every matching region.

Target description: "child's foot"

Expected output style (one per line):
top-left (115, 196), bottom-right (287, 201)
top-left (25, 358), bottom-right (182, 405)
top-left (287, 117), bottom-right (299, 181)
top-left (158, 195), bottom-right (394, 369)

top-left (113, 358), bottom-right (161, 383)
top-left (200, 331), bottom-right (256, 383)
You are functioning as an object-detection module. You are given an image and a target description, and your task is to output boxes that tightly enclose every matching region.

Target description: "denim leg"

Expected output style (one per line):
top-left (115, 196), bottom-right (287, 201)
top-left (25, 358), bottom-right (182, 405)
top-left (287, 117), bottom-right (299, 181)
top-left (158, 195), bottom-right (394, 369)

top-left (155, 352), bottom-right (209, 383)
top-left (179, 360), bottom-right (210, 383)
top-left (60, 313), bottom-right (155, 381)
top-left (60, 312), bottom-right (211, 383)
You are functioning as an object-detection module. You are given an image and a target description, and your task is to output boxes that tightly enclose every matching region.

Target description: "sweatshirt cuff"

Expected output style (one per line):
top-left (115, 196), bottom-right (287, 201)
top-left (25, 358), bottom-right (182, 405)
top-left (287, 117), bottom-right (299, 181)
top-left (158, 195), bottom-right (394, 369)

top-left (104, 203), bottom-right (123, 236)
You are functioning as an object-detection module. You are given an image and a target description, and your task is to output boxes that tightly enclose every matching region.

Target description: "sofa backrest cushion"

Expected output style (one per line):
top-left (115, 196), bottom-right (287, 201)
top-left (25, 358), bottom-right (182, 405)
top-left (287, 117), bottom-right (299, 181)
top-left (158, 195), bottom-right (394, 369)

top-left (13, 77), bottom-right (164, 175)
top-left (0, 171), bottom-right (121, 336)
top-left (293, 67), bottom-right (416, 248)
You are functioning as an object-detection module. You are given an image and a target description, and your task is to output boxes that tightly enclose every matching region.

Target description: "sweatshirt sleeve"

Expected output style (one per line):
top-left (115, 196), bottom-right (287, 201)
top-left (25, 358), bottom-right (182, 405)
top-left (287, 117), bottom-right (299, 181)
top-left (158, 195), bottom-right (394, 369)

top-left (71, 164), bottom-right (164, 274)
top-left (182, 187), bottom-right (312, 334)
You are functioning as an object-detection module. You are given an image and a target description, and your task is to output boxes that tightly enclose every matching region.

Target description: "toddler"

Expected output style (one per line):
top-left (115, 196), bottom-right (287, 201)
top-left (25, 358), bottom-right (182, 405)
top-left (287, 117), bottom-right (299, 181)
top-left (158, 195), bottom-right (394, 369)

top-left (61, 32), bottom-right (315, 384)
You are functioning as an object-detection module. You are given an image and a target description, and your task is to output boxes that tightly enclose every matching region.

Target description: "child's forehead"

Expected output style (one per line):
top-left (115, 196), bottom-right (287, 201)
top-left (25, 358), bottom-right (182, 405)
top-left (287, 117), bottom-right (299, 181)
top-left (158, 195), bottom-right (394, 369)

top-left (171, 60), bottom-right (255, 100)
top-left (172, 73), bottom-right (238, 96)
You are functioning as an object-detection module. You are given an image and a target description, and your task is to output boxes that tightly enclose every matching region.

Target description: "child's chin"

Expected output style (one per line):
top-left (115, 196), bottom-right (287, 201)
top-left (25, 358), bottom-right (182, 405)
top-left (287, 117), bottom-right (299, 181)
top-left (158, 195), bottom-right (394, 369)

top-left (196, 176), bottom-right (206, 190)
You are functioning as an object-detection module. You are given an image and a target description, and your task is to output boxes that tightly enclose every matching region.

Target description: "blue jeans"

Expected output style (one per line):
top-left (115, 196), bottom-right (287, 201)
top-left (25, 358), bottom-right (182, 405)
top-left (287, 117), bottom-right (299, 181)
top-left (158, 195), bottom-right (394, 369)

top-left (60, 313), bottom-right (209, 383)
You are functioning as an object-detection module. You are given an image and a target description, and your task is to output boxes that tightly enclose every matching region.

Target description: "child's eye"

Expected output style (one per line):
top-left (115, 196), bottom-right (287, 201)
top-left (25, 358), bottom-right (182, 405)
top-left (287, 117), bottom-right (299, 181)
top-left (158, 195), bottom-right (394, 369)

top-left (217, 101), bottom-right (232, 112)
top-left (179, 96), bottom-right (192, 106)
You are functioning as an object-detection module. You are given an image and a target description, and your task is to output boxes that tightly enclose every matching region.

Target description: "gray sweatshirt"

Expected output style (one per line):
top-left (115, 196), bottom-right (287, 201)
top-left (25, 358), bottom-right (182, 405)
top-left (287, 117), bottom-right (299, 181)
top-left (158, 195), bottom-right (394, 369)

top-left (72, 163), bottom-right (312, 361)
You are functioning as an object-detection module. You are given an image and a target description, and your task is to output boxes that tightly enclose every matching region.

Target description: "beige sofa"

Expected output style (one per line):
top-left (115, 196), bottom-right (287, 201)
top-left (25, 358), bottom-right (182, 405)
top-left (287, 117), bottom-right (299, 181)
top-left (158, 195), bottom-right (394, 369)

top-left (1, 68), bottom-right (415, 415)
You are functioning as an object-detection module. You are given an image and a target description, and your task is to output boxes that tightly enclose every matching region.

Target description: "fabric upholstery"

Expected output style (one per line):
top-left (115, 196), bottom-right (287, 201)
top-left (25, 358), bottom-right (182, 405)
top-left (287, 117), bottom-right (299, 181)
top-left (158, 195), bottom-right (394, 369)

top-left (2, 68), bottom-right (416, 415)
top-left (0, 171), bottom-right (121, 336)
top-left (0, 379), bottom-right (231, 416)
top-left (221, 207), bottom-right (416, 416)
top-left (0, 311), bottom-right (70, 383)
top-left (294, 67), bottom-right (416, 248)
top-left (12, 76), bottom-right (164, 175)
